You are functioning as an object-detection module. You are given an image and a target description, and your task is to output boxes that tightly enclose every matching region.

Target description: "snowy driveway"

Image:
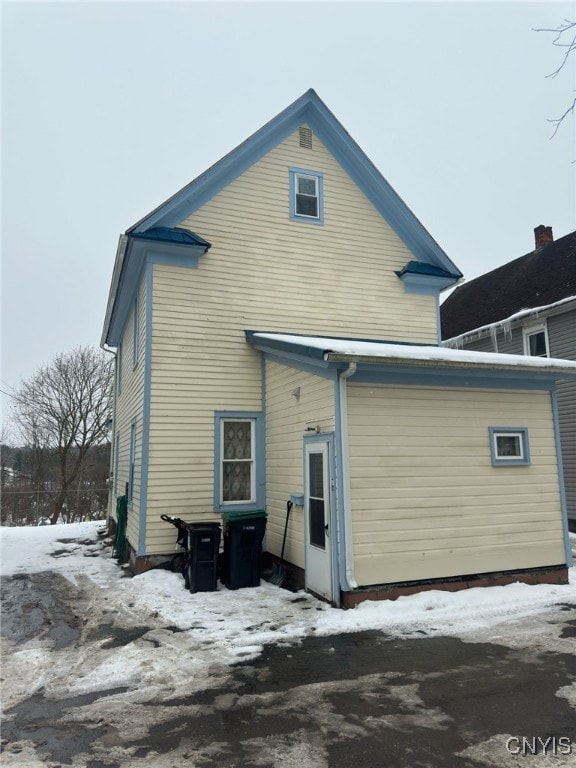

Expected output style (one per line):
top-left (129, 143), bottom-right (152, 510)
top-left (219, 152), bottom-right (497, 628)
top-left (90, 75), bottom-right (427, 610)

top-left (1, 522), bottom-right (575, 767)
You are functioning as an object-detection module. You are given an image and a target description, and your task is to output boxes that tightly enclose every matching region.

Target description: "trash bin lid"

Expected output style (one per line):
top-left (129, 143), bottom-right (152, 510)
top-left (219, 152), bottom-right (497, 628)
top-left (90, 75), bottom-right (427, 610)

top-left (185, 521), bottom-right (222, 530)
top-left (221, 509), bottom-right (267, 521)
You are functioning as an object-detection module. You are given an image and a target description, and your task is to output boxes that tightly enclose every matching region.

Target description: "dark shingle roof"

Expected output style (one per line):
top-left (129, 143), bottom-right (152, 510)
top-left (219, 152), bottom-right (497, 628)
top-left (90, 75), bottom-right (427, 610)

top-left (441, 230), bottom-right (576, 340)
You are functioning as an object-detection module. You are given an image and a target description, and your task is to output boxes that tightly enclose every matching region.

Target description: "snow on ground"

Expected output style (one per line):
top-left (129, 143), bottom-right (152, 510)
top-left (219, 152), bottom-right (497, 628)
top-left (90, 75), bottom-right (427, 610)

top-left (1, 522), bottom-right (575, 710)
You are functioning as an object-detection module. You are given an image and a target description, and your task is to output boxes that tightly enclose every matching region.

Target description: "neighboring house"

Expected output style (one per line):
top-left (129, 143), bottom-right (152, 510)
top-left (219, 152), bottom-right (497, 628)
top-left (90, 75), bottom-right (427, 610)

top-left (441, 227), bottom-right (576, 530)
top-left (101, 90), bottom-right (576, 607)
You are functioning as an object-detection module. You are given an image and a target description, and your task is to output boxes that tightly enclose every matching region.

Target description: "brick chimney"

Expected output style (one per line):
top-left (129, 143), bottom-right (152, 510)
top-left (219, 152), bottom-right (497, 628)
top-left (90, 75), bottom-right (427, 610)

top-left (534, 225), bottom-right (553, 249)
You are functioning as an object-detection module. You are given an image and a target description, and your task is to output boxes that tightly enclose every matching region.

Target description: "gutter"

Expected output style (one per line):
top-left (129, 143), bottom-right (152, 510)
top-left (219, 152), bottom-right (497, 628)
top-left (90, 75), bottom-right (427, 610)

top-left (337, 362), bottom-right (358, 591)
top-left (324, 353), bottom-right (576, 379)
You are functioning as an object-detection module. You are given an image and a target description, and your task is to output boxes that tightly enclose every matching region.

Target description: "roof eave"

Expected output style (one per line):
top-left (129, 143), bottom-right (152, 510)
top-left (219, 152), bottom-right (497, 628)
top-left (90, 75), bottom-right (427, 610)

top-left (124, 89), bottom-right (461, 276)
top-left (102, 236), bottom-right (209, 347)
top-left (324, 352), bottom-right (576, 379)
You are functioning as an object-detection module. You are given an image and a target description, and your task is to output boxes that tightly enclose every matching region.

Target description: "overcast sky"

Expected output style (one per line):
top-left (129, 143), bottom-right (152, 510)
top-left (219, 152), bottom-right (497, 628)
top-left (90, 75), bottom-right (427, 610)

top-left (2, 0), bottom-right (575, 408)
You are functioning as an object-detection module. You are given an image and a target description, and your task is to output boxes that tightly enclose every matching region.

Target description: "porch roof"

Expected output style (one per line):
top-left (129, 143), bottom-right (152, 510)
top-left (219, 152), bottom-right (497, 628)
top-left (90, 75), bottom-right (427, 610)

top-left (246, 331), bottom-right (576, 379)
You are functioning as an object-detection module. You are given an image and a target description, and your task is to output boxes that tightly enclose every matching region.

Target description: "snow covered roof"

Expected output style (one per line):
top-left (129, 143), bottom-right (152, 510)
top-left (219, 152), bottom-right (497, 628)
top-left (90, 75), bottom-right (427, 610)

top-left (442, 295), bottom-right (576, 347)
top-left (247, 331), bottom-right (576, 377)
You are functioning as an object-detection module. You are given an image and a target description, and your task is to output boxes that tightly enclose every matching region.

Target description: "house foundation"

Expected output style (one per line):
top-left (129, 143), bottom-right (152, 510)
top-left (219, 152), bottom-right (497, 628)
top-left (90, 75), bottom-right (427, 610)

top-left (340, 565), bottom-right (569, 609)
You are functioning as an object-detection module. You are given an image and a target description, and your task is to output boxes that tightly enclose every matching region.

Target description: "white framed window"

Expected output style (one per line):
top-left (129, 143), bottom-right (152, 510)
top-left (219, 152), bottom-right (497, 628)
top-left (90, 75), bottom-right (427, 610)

top-left (489, 427), bottom-right (530, 466)
top-left (289, 167), bottom-right (324, 224)
top-left (523, 324), bottom-right (549, 358)
top-left (295, 173), bottom-right (318, 217)
top-left (214, 411), bottom-right (264, 511)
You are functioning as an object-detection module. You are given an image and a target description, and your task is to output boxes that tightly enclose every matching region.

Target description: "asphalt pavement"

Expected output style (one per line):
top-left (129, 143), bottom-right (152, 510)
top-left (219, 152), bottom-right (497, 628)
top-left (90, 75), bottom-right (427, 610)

top-left (1, 570), bottom-right (575, 768)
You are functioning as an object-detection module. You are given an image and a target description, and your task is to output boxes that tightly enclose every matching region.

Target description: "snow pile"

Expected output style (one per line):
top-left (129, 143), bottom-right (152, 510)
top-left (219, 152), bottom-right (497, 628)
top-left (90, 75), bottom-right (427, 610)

top-left (1, 522), bottom-right (575, 713)
top-left (1, 522), bottom-right (574, 646)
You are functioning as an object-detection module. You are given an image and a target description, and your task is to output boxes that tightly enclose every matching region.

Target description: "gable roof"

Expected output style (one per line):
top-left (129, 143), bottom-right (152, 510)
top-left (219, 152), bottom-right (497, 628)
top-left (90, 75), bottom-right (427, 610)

top-left (441, 229), bottom-right (576, 340)
top-left (126, 89), bottom-right (461, 280)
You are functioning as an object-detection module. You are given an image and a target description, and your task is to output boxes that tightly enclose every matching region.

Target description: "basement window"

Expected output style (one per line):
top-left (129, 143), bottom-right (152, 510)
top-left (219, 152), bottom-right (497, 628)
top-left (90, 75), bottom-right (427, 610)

top-left (289, 168), bottom-right (324, 224)
top-left (489, 427), bottom-right (531, 466)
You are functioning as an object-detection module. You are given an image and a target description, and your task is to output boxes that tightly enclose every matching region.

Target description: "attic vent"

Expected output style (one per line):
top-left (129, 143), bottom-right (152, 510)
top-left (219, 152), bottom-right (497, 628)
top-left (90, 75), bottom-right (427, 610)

top-left (299, 126), bottom-right (313, 149)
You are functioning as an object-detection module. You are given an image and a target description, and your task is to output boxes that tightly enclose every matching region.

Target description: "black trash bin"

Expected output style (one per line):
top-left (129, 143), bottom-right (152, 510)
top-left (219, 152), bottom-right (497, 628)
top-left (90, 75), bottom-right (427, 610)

top-left (221, 510), bottom-right (267, 590)
top-left (186, 522), bottom-right (221, 593)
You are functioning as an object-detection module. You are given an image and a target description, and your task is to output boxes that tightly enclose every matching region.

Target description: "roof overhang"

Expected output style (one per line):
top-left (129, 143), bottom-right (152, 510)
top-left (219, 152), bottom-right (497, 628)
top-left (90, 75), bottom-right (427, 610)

top-left (125, 90), bottom-right (462, 282)
top-left (101, 232), bottom-right (210, 348)
top-left (246, 331), bottom-right (576, 383)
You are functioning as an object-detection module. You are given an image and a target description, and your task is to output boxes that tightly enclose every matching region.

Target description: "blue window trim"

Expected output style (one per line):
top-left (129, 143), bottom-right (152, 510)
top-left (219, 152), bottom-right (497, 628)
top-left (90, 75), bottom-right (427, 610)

top-left (132, 291), bottom-right (139, 369)
top-left (289, 167), bottom-right (324, 224)
top-left (489, 427), bottom-right (531, 466)
top-left (213, 410), bottom-right (265, 512)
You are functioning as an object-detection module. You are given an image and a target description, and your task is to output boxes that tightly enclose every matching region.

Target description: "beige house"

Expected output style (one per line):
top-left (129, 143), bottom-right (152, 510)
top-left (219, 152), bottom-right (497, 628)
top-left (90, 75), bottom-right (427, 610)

top-left (102, 90), bottom-right (575, 606)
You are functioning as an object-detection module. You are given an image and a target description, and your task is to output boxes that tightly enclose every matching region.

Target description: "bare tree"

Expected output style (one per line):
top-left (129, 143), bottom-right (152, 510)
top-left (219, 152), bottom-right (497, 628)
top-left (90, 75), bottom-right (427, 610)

top-left (11, 346), bottom-right (113, 524)
top-left (535, 19), bottom-right (576, 137)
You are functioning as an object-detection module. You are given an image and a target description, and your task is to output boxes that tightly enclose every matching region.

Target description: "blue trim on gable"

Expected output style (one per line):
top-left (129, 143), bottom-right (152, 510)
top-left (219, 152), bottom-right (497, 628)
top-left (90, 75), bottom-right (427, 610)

top-left (106, 237), bottom-right (207, 347)
top-left (396, 260), bottom-right (458, 279)
top-left (131, 227), bottom-right (211, 248)
top-left (397, 273), bottom-right (457, 295)
top-left (126, 90), bottom-right (461, 281)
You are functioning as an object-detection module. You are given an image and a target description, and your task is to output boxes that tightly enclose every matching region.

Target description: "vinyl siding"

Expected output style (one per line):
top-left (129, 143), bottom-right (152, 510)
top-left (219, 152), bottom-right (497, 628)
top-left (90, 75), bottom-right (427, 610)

top-left (264, 361), bottom-right (336, 570)
top-left (143, 126), bottom-right (439, 555)
top-left (447, 306), bottom-right (575, 521)
top-left (347, 384), bottom-right (566, 586)
top-left (179, 127), bottom-right (439, 344)
top-left (144, 263), bottom-right (263, 554)
top-left (112, 275), bottom-right (147, 552)
top-left (549, 310), bottom-right (576, 520)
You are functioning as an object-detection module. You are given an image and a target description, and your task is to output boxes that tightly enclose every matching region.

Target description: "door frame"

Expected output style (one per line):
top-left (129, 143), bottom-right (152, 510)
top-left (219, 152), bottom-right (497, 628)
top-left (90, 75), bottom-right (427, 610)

top-left (303, 432), bottom-right (338, 604)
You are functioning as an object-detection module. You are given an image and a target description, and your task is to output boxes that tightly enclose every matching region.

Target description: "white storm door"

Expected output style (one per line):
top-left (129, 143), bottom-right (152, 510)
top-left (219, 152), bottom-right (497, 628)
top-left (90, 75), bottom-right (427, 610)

top-left (304, 441), bottom-right (333, 601)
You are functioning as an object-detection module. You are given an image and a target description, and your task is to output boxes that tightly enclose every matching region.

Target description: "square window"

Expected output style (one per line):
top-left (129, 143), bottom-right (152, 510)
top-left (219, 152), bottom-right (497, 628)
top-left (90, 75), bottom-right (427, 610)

top-left (495, 433), bottom-right (522, 458)
top-left (489, 428), bottom-right (530, 466)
